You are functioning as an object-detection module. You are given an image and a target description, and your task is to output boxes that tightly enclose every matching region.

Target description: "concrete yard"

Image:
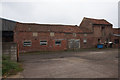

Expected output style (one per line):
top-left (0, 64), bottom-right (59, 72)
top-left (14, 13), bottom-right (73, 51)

top-left (19, 49), bottom-right (118, 78)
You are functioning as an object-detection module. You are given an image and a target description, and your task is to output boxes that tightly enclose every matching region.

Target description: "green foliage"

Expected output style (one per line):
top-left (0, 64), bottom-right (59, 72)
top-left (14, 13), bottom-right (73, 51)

top-left (2, 55), bottom-right (10, 60)
top-left (2, 55), bottom-right (23, 76)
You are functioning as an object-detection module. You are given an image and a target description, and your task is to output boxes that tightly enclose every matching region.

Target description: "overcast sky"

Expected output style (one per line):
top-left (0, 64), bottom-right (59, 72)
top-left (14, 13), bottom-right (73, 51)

top-left (0, 0), bottom-right (119, 28)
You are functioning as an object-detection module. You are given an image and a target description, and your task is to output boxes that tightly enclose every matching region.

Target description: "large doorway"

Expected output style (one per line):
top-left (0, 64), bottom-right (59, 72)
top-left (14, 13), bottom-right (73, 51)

top-left (68, 39), bottom-right (80, 49)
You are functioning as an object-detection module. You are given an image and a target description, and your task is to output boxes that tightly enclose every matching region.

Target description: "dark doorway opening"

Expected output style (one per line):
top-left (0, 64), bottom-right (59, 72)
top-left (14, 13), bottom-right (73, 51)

top-left (98, 39), bottom-right (101, 43)
top-left (2, 31), bottom-right (14, 42)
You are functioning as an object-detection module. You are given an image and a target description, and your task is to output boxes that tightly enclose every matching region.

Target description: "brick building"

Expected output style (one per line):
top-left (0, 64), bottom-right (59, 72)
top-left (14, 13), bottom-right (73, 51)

top-left (13, 17), bottom-right (114, 52)
top-left (111, 28), bottom-right (120, 48)
top-left (14, 23), bottom-right (83, 52)
top-left (79, 17), bottom-right (113, 48)
top-left (1, 17), bottom-right (117, 52)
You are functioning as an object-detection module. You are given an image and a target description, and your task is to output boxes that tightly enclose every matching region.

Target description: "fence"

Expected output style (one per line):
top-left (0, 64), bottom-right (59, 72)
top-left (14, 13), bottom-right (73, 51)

top-left (2, 42), bottom-right (18, 62)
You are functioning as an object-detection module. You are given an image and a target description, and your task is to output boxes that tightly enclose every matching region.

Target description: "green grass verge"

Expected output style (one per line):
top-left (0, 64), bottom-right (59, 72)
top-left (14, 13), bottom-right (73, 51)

top-left (2, 55), bottom-right (23, 77)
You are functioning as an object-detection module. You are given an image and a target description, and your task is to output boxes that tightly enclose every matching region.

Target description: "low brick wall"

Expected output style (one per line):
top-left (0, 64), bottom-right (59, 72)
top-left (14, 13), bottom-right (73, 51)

top-left (2, 42), bottom-right (18, 61)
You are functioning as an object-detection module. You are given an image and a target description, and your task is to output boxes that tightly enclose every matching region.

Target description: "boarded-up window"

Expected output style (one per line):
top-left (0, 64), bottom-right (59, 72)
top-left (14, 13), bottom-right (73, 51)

top-left (55, 41), bottom-right (61, 45)
top-left (33, 32), bottom-right (38, 37)
top-left (84, 34), bottom-right (87, 37)
top-left (23, 41), bottom-right (32, 46)
top-left (40, 41), bottom-right (47, 45)
top-left (50, 32), bottom-right (54, 37)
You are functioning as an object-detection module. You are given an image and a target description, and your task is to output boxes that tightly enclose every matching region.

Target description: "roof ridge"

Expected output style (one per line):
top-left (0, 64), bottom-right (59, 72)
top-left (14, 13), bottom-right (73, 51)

top-left (84, 17), bottom-right (105, 20)
top-left (18, 22), bottom-right (77, 27)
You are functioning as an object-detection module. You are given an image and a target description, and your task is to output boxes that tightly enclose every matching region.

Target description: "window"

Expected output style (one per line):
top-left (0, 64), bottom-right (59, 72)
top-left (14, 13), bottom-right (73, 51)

top-left (114, 39), bottom-right (119, 44)
top-left (101, 27), bottom-right (105, 36)
top-left (73, 33), bottom-right (76, 37)
top-left (23, 41), bottom-right (32, 46)
top-left (40, 41), bottom-right (47, 45)
top-left (33, 32), bottom-right (38, 37)
top-left (101, 26), bottom-right (105, 30)
top-left (98, 39), bottom-right (101, 43)
top-left (106, 38), bottom-right (110, 43)
top-left (50, 32), bottom-right (54, 37)
top-left (84, 34), bottom-right (87, 37)
top-left (28, 28), bottom-right (31, 31)
top-left (83, 39), bottom-right (87, 44)
top-left (55, 41), bottom-right (61, 45)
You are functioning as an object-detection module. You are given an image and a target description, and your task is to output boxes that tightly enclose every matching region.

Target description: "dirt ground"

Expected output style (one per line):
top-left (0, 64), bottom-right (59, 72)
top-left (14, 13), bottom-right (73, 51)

top-left (19, 49), bottom-right (118, 78)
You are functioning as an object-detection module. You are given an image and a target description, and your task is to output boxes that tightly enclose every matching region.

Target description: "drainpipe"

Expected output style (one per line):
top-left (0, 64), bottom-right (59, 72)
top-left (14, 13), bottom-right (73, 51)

top-left (17, 42), bottom-right (19, 62)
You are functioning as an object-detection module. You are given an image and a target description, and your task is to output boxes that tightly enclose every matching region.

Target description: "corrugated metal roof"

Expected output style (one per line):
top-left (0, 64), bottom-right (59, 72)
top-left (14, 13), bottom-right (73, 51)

top-left (113, 34), bottom-right (120, 37)
top-left (0, 18), bottom-right (16, 31)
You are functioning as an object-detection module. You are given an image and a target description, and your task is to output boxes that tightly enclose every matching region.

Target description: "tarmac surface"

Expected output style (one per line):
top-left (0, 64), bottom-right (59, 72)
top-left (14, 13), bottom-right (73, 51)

top-left (19, 49), bottom-right (118, 78)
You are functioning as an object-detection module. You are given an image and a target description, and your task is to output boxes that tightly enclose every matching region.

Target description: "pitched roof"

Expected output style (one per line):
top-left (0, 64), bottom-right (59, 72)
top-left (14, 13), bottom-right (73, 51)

top-left (15, 23), bottom-right (83, 33)
top-left (83, 17), bottom-right (112, 25)
top-left (0, 18), bottom-right (16, 31)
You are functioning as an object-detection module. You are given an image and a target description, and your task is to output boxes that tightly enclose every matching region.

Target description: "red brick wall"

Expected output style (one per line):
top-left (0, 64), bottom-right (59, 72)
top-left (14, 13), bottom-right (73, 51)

top-left (14, 30), bottom-right (97, 52)
top-left (14, 31), bottom-right (68, 52)
top-left (93, 25), bottom-right (113, 43)
top-left (111, 28), bottom-right (120, 48)
top-left (79, 18), bottom-right (93, 31)
top-left (14, 22), bottom-right (114, 52)
top-left (93, 25), bottom-right (113, 37)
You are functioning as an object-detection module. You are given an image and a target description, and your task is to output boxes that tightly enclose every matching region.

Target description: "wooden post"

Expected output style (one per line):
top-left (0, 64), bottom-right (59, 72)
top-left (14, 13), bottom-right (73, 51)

top-left (17, 43), bottom-right (19, 62)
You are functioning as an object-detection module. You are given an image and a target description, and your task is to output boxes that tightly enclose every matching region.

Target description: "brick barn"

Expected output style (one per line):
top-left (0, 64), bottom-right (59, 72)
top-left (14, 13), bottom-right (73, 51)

top-left (111, 28), bottom-right (120, 48)
top-left (1, 17), bottom-right (118, 52)
top-left (79, 17), bottom-right (113, 48)
top-left (13, 17), bottom-right (114, 52)
top-left (14, 23), bottom-right (83, 52)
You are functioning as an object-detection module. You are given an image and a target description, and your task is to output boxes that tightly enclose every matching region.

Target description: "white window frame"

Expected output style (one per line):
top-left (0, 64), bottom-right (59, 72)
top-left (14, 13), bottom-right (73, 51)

top-left (40, 40), bottom-right (47, 45)
top-left (23, 41), bottom-right (32, 46)
top-left (55, 40), bottom-right (61, 45)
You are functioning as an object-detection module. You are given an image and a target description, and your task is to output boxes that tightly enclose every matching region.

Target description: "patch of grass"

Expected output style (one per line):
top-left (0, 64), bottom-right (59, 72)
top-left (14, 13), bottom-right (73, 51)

top-left (2, 55), bottom-right (23, 77)
top-left (2, 55), bottom-right (10, 60)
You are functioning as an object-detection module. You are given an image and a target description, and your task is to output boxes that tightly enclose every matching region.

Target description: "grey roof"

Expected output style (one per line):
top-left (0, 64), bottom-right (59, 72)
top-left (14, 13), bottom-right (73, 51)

top-left (113, 34), bottom-right (120, 37)
top-left (0, 18), bottom-right (16, 31)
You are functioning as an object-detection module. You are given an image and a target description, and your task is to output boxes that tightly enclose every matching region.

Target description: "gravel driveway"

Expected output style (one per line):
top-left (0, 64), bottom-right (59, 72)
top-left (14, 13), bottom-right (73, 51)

top-left (19, 49), bottom-right (118, 78)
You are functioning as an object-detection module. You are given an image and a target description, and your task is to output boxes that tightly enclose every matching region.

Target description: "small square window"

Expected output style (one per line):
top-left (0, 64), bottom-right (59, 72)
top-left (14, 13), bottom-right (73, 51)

top-left (114, 39), bottom-right (119, 44)
top-left (55, 41), bottom-right (61, 45)
top-left (33, 32), bottom-right (38, 37)
top-left (50, 32), bottom-right (54, 37)
top-left (73, 33), bottom-right (76, 37)
top-left (40, 41), bottom-right (47, 45)
top-left (23, 41), bottom-right (32, 46)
